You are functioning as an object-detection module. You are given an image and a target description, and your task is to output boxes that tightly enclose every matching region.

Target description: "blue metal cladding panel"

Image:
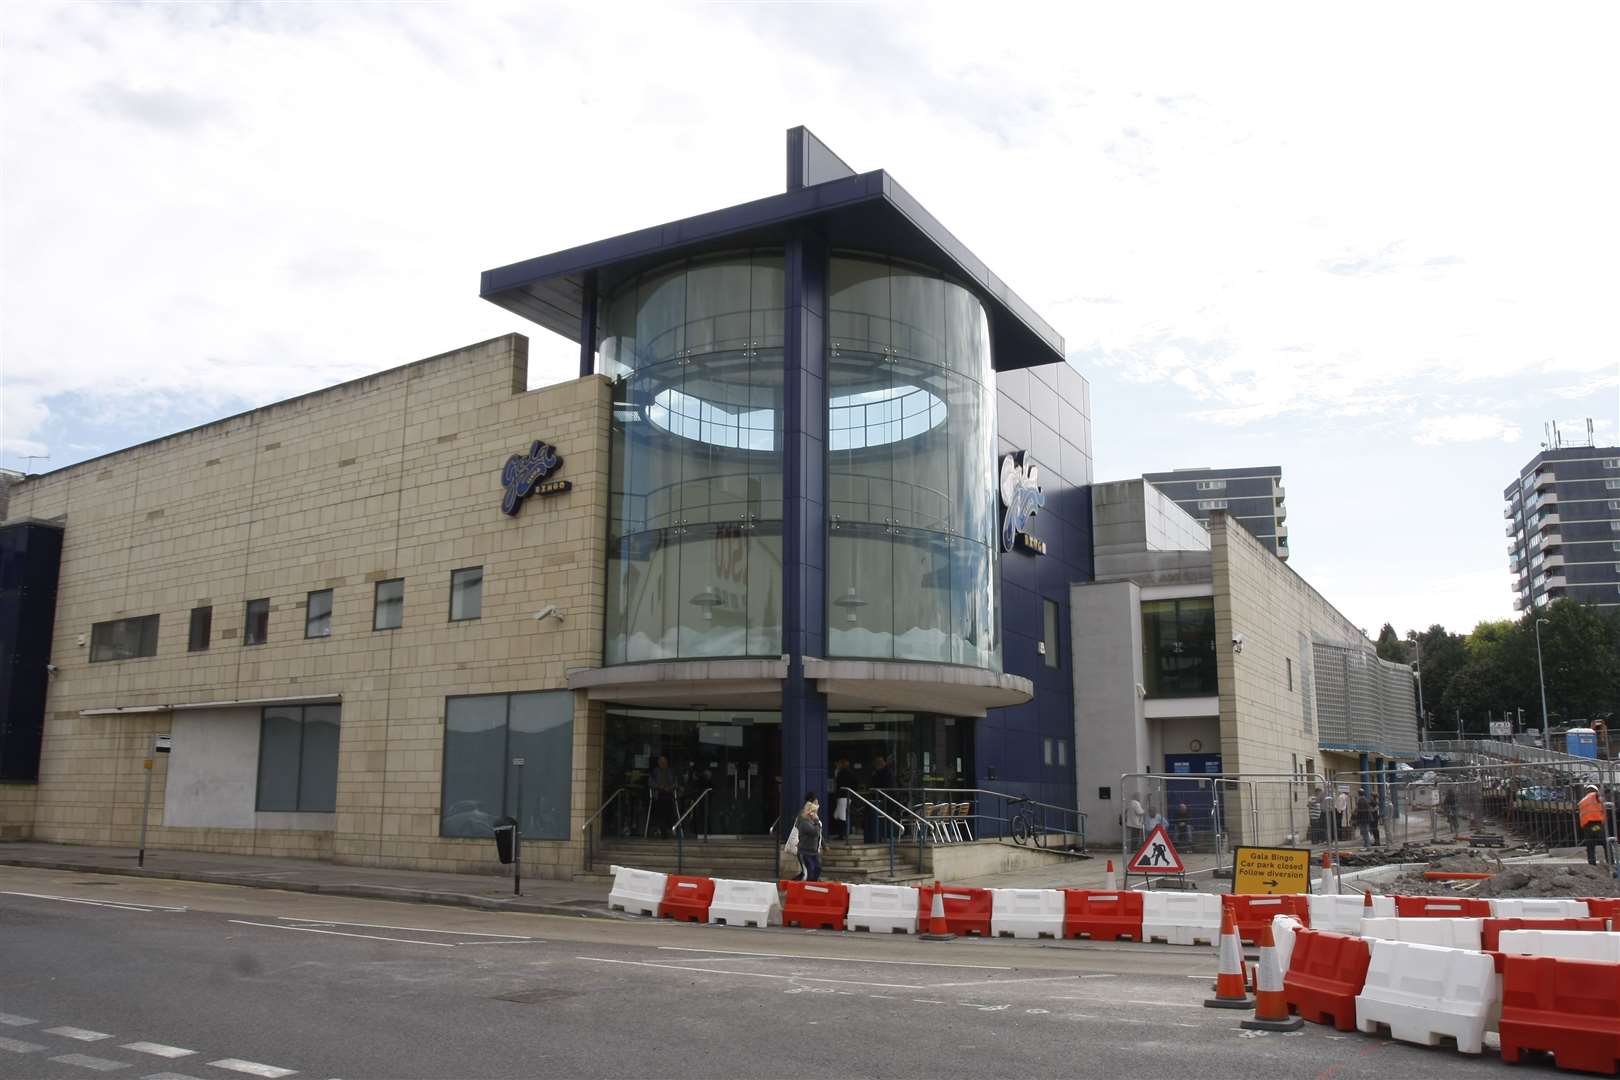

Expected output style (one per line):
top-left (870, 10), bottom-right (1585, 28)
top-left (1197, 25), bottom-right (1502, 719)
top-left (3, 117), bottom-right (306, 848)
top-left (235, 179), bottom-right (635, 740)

top-left (0, 521), bottom-right (64, 782)
top-left (979, 358), bottom-right (1093, 812)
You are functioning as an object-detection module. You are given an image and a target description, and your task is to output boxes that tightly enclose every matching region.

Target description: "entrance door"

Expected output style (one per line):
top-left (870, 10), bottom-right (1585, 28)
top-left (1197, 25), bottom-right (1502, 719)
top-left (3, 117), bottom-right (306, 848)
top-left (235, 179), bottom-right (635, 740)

top-left (603, 709), bottom-right (779, 837)
top-left (1163, 753), bottom-right (1222, 853)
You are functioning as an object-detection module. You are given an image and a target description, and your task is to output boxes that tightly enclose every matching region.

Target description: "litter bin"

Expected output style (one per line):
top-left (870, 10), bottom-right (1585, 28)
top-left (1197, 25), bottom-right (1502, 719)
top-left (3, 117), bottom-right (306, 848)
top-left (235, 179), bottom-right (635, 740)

top-left (492, 816), bottom-right (518, 865)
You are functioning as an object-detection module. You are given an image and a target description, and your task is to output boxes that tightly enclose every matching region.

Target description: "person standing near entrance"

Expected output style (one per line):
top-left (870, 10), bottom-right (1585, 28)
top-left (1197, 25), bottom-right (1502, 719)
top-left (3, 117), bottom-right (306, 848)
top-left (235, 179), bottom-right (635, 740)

top-left (1579, 784), bottom-right (1610, 866)
top-left (832, 758), bottom-right (856, 843)
top-left (866, 755), bottom-right (897, 843)
top-left (1124, 794), bottom-right (1145, 852)
top-left (795, 795), bottom-right (824, 882)
top-left (650, 755), bottom-right (677, 839)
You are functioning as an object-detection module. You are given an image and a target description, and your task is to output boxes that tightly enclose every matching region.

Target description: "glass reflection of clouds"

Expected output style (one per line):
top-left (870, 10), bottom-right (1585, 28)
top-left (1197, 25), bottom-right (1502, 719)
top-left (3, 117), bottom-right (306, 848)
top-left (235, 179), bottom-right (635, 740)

top-left (642, 383), bottom-right (946, 452)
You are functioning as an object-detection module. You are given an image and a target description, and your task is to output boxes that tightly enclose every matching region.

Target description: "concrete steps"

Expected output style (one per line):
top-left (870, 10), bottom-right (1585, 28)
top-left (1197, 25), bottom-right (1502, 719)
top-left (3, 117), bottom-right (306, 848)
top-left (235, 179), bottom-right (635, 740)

top-left (593, 837), bottom-right (931, 884)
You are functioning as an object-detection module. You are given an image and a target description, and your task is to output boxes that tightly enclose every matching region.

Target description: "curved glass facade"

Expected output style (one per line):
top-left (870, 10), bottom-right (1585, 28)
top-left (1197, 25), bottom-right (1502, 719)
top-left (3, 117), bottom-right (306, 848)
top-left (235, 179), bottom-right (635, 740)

top-left (603, 252), bottom-right (786, 663)
top-left (826, 256), bottom-right (1001, 671)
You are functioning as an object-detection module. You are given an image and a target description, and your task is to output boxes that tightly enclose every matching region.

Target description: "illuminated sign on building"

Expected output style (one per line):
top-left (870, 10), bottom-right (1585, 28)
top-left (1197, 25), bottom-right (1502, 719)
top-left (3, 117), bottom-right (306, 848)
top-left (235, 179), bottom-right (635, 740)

top-left (501, 440), bottom-right (570, 515)
top-left (999, 451), bottom-right (1046, 555)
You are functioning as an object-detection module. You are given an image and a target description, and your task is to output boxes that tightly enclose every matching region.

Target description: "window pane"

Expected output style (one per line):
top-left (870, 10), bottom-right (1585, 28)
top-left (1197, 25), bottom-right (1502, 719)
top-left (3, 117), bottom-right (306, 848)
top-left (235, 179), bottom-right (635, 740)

top-left (374, 579), bottom-right (403, 630)
top-left (188, 606), bottom-right (212, 652)
top-left (90, 615), bottom-right (160, 662)
top-left (297, 705), bottom-right (340, 812)
top-left (450, 568), bottom-right (483, 621)
top-left (1043, 599), bottom-right (1060, 668)
top-left (305, 590), bottom-right (332, 638)
top-left (1141, 597), bottom-right (1217, 697)
top-left (507, 691), bottom-right (574, 840)
top-left (256, 707), bottom-right (303, 812)
top-left (244, 599), bottom-right (269, 645)
top-left (440, 695), bottom-right (509, 837)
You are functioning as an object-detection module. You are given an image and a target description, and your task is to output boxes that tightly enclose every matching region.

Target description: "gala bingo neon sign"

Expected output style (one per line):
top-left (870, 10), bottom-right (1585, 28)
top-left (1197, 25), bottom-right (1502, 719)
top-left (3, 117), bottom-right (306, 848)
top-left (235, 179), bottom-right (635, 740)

top-left (500, 439), bottom-right (571, 516)
top-left (999, 451), bottom-right (1046, 555)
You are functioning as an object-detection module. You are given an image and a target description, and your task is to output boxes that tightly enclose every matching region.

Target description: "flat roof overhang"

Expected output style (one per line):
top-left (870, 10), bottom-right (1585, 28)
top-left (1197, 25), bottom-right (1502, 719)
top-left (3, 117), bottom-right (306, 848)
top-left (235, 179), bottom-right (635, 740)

top-left (480, 169), bottom-right (1066, 372)
top-left (566, 657), bottom-right (1033, 717)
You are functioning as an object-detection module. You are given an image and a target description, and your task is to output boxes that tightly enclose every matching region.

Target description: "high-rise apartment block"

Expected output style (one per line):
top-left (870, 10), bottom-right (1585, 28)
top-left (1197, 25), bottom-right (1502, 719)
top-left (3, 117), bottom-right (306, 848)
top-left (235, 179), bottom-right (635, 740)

top-left (1142, 465), bottom-right (1288, 560)
top-left (1505, 443), bottom-right (1620, 611)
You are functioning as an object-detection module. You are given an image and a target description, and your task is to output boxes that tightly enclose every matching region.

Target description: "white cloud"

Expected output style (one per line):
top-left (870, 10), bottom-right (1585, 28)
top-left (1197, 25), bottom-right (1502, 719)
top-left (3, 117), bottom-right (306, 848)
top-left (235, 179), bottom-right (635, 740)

top-left (1412, 414), bottom-right (1523, 447)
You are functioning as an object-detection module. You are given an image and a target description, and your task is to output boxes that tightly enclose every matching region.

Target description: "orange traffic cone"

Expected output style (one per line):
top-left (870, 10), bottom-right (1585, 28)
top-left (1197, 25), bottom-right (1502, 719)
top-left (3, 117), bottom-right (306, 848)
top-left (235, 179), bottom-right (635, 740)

top-left (920, 881), bottom-right (955, 941)
top-left (1240, 918), bottom-right (1303, 1031)
top-left (1105, 860), bottom-right (1117, 890)
top-left (1363, 888), bottom-right (1374, 915)
top-left (1204, 904), bottom-right (1255, 1009)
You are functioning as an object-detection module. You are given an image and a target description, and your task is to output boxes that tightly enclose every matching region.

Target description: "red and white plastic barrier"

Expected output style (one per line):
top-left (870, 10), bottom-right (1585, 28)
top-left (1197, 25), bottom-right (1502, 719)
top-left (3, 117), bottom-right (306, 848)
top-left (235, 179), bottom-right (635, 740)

top-left (708, 878), bottom-right (781, 927)
top-left (1360, 916), bottom-right (1485, 951)
top-left (990, 888), bottom-right (1066, 940)
top-left (607, 864), bottom-right (668, 917)
top-left (1355, 939), bottom-right (1499, 1055)
top-left (847, 883), bottom-right (919, 935)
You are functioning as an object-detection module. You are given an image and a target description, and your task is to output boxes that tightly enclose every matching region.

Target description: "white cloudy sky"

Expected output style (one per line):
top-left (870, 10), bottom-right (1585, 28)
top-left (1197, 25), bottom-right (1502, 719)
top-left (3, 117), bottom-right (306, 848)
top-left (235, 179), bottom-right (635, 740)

top-left (2, 2), bottom-right (1616, 635)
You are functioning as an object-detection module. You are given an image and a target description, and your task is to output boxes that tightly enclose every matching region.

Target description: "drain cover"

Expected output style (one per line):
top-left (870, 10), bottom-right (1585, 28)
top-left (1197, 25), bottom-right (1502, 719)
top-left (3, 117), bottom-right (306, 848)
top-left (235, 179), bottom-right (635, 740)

top-left (494, 989), bottom-right (581, 1005)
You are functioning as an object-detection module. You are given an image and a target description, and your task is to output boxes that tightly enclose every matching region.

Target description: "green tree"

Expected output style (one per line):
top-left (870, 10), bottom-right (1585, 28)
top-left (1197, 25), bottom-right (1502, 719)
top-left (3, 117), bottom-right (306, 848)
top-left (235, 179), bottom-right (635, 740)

top-left (1375, 623), bottom-right (1408, 663)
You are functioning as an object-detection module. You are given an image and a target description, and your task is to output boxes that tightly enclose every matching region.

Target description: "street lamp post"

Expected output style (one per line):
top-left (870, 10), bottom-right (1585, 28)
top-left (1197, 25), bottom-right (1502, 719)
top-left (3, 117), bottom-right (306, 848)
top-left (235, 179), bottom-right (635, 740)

top-left (1407, 631), bottom-right (1426, 744)
top-left (1534, 617), bottom-right (1551, 750)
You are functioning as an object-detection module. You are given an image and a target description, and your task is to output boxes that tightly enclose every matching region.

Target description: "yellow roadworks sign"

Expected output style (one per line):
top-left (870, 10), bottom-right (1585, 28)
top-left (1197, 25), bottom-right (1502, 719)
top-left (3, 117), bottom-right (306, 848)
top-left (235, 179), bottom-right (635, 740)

top-left (1232, 845), bottom-right (1311, 895)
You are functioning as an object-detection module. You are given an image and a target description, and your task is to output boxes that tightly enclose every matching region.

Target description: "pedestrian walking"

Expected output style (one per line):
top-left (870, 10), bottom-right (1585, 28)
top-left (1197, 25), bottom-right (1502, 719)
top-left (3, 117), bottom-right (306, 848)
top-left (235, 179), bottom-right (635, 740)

top-left (795, 795), bottom-right (825, 882)
top-left (1579, 784), bottom-right (1610, 866)
top-left (1172, 802), bottom-right (1193, 847)
top-left (1335, 787), bottom-right (1352, 838)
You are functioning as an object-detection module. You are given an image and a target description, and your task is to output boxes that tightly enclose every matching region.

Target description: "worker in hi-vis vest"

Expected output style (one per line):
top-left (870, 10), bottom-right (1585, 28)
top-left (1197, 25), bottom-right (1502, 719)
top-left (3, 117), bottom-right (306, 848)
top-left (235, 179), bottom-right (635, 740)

top-left (1578, 784), bottom-right (1609, 866)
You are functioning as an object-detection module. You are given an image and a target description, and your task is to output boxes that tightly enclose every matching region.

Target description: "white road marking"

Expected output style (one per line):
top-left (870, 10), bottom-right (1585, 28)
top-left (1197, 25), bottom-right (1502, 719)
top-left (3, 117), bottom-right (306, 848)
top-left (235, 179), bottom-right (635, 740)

top-left (451, 940), bottom-right (547, 947)
top-left (930, 974), bottom-right (1080, 989)
top-left (50, 1052), bottom-right (129, 1071)
top-left (276, 917), bottom-right (534, 940)
top-left (0, 890), bottom-right (183, 913)
top-left (911, 998), bottom-right (948, 1004)
top-left (655, 946), bottom-right (1012, 970)
top-left (1082, 973), bottom-right (1117, 979)
top-left (0, 1014), bottom-right (38, 1026)
top-left (45, 1027), bottom-right (115, 1042)
top-left (208, 1058), bottom-right (297, 1078)
top-left (577, 956), bottom-right (924, 990)
top-left (121, 1042), bottom-right (196, 1058)
top-left (228, 920), bottom-right (454, 948)
top-left (143, 1073), bottom-right (209, 1080)
top-left (0, 1036), bottom-right (46, 1053)
top-left (1125, 999), bottom-right (1204, 1008)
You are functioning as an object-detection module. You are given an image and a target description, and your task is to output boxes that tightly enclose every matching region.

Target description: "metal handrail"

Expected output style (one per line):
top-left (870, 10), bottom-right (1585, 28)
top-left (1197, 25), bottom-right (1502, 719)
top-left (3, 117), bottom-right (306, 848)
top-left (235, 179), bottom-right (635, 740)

top-left (840, 788), bottom-right (903, 877)
top-left (874, 790), bottom-right (937, 873)
top-left (881, 786), bottom-right (1088, 849)
top-left (672, 788), bottom-right (712, 875)
top-left (579, 786), bottom-right (631, 872)
top-left (671, 787), bottom-right (711, 835)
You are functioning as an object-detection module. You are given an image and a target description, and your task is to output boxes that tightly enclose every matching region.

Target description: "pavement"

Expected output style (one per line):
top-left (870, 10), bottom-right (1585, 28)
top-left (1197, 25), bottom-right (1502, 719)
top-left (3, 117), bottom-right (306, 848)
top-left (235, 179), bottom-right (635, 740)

top-left (0, 841), bottom-right (610, 918)
top-left (0, 863), bottom-right (1568, 1079)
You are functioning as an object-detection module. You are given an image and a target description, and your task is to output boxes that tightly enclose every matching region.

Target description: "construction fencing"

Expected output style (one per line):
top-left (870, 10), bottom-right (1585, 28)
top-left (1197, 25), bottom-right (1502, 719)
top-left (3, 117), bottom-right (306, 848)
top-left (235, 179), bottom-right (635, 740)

top-left (1118, 772), bottom-right (1343, 872)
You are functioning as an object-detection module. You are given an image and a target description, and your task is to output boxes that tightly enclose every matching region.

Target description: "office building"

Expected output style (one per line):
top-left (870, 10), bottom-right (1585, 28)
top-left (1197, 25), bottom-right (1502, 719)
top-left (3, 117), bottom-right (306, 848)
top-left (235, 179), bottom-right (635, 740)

top-left (1142, 465), bottom-right (1288, 559)
top-left (1505, 441), bottom-right (1620, 611)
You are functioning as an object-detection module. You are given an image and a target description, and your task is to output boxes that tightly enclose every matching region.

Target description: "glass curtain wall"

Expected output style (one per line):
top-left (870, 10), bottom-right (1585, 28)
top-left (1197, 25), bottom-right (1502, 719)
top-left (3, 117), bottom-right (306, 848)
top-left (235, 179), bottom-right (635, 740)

top-left (826, 256), bottom-right (1000, 671)
top-left (602, 252), bottom-right (785, 663)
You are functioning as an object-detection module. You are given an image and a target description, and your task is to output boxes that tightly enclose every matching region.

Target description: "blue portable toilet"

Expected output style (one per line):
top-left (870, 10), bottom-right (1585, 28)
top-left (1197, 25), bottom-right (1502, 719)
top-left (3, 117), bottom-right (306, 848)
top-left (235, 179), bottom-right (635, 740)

top-left (1566, 727), bottom-right (1598, 759)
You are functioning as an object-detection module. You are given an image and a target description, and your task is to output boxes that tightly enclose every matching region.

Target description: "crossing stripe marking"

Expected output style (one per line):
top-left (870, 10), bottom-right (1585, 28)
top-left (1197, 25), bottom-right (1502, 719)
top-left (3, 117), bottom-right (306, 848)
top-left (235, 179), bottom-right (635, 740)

top-left (0, 1036), bottom-right (47, 1053)
top-left (207, 1058), bottom-right (297, 1078)
top-left (229, 920), bottom-right (453, 948)
top-left (0, 890), bottom-right (185, 913)
top-left (0, 1014), bottom-right (38, 1027)
top-left (46, 1027), bottom-right (115, 1042)
top-left (142, 1073), bottom-right (209, 1080)
top-left (578, 955), bottom-right (925, 990)
top-left (276, 917), bottom-right (533, 940)
top-left (121, 1042), bottom-right (196, 1058)
top-left (50, 1052), bottom-right (130, 1071)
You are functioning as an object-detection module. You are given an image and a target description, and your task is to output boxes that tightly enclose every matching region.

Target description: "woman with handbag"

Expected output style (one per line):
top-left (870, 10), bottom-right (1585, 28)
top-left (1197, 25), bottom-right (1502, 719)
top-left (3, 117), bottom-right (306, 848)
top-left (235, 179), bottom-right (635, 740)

top-left (783, 812), bottom-right (804, 881)
top-left (793, 795), bottom-right (824, 882)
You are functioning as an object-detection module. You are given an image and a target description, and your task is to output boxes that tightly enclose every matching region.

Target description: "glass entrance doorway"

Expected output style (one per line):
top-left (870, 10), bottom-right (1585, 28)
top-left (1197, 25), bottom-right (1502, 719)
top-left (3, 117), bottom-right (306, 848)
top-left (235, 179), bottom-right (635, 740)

top-left (604, 709), bottom-right (781, 837)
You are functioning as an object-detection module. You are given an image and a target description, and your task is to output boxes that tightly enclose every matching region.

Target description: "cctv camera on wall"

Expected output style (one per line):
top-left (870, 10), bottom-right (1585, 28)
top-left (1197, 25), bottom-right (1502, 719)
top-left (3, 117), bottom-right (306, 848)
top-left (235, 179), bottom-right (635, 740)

top-left (533, 605), bottom-right (564, 623)
top-left (1232, 634), bottom-right (1245, 654)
